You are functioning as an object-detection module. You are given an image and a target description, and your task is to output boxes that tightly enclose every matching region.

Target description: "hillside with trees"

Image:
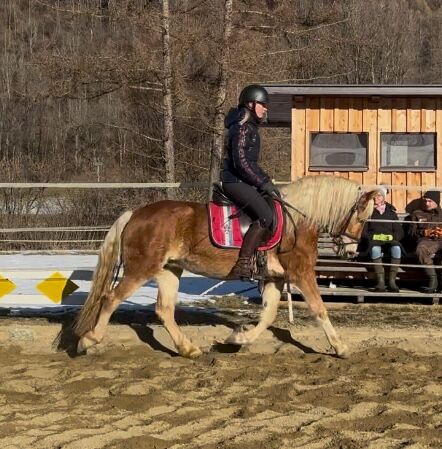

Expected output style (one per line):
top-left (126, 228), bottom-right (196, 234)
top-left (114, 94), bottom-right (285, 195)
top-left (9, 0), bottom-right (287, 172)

top-left (1, 0), bottom-right (441, 244)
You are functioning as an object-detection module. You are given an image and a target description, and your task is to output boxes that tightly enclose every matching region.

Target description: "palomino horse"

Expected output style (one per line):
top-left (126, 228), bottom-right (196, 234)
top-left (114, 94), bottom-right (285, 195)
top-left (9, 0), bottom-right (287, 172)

top-left (74, 175), bottom-right (376, 358)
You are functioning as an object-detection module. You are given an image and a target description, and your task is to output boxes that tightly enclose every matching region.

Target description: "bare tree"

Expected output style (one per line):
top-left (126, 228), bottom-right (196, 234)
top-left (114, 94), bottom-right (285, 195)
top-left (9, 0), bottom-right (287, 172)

top-left (162, 0), bottom-right (175, 199)
top-left (1, 0), bottom-right (442, 209)
top-left (208, 0), bottom-right (234, 200)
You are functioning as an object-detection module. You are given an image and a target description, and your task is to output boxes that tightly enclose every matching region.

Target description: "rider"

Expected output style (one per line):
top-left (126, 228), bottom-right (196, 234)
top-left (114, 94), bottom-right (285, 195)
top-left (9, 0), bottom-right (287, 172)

top-left (221, 84), bottom-right (280, 280)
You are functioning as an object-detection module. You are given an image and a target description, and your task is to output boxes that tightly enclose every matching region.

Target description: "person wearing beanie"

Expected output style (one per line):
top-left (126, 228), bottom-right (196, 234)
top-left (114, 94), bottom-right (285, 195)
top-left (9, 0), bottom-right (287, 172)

top-left (423, 190), bottom-right (440, 206)
top-left (409, 189), bottom-right (442, 293)
top-left (361, 187), bottom-right (403, 292)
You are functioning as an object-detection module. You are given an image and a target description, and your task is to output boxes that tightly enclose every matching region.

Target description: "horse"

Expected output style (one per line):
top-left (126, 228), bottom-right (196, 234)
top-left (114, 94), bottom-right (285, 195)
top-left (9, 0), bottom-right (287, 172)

top-left (73, 175), bottom-right (377, 358)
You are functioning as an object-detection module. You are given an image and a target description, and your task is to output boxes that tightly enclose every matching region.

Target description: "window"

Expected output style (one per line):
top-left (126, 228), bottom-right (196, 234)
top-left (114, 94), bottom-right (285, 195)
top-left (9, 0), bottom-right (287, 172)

top-left (310, 133), bottom-right (368, 171)
top-left (380, 133), bottom-right (436, 171)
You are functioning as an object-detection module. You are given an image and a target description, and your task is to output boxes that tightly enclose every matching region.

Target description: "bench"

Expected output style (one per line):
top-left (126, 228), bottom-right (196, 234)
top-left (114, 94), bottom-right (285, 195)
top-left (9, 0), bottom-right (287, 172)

top-left (288, 285), bottom-right (442, 305)
top-left (309, 221), bottom-right (442, 304)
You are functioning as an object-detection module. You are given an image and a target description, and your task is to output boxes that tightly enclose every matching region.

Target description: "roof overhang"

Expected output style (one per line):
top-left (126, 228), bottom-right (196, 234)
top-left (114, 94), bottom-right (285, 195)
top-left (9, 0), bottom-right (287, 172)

top-left (261, 84), bottom-right (442, 127)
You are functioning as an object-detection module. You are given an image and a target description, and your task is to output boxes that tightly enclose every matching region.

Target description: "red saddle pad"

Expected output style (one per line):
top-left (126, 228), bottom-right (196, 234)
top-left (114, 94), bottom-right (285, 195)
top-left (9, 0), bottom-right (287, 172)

top-left (208, 200), bottom-right (284, 250)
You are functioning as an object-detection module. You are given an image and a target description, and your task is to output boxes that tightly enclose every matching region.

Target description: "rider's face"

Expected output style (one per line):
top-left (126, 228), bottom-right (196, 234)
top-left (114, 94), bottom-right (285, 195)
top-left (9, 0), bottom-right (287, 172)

top-left (254, 101), bottom-right (268, 120)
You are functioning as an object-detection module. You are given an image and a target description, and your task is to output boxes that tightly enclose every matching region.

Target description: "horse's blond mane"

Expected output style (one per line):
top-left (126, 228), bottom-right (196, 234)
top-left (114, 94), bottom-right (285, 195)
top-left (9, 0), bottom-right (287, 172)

top-left (281, 175), bottom-right (361, 232)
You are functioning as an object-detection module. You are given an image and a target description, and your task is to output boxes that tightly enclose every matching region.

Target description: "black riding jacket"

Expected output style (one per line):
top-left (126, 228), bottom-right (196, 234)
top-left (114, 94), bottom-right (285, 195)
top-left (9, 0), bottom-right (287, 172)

top-left (221, 107), bottom-right (270, 188)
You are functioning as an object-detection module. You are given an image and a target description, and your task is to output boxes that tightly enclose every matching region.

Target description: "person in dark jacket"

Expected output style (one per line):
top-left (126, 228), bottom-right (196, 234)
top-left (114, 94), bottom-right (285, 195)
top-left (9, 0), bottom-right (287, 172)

top-left (361, 187), bottom-right (404, 292)
top-left (221, 84), bottom-right (280, 280)
top-left (409, 190), bottom-right (442, 293)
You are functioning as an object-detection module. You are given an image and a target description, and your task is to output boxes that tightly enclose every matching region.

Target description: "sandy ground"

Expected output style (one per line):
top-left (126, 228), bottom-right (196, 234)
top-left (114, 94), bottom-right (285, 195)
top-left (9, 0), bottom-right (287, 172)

top-left (0, 300), bottom-right (441, 449)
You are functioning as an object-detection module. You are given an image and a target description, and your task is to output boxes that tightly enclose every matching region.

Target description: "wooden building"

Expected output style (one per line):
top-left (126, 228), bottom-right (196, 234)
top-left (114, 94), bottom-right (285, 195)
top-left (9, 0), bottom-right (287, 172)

top-left (263, 85), bottom-right (442, 212)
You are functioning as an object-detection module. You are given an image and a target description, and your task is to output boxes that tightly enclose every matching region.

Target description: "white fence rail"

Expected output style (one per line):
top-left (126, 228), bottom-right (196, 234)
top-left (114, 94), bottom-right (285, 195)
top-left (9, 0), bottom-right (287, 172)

top-left (1, 182), bottom-right (442, 244)
top-left (0, 182), bottom-right (208, 189)
top-left (0, 181), bottom-right (442, 191)
top-left (1, 182), bottom-right (441, 309)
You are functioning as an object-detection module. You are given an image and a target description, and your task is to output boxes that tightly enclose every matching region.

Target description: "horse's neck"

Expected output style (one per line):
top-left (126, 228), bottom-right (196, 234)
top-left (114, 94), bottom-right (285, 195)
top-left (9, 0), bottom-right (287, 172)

top-left (284, 177), bottom-right (359, 232)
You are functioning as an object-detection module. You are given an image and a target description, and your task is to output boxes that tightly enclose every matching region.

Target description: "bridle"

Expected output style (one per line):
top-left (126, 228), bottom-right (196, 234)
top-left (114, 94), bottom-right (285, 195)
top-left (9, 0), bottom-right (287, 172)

top-left (329, 193), bottom-right (367, 257)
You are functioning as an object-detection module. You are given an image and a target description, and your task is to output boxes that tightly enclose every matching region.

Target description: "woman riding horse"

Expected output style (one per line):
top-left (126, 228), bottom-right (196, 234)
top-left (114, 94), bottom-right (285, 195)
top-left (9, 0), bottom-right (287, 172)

top-left (72, 175), bottom-right (377, 359)
top-left (222, 85), bottom-right (281, 280)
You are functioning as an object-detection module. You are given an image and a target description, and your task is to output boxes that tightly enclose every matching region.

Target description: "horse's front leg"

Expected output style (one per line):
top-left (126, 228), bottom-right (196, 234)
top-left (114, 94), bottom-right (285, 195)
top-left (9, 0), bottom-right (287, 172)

top-left (293, 270), bottom-right (349, 358)
top-left (226, 279), bottom-right (284, 345)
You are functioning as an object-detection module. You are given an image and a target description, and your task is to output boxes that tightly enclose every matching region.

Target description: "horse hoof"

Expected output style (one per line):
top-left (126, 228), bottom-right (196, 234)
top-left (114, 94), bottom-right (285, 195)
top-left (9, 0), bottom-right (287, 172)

top-left (180, 345), bottom-right (202, 359)
top-left (225, 332), bottom-right (248, 346)
top-left (77, 335), bottom-right (98, 354)
top-left (335, 344), bottom-right (350, 359)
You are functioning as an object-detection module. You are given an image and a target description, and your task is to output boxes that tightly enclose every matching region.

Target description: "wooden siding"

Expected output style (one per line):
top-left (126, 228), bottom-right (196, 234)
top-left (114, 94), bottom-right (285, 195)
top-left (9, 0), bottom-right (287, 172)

top-left (291, 96), bottom-right (442, 212)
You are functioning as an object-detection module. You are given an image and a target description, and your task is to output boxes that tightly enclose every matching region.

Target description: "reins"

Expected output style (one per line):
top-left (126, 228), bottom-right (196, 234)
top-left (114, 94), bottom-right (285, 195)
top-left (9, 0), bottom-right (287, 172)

top-left (272, 195), bottom-right (300, 255)
top-left (274, 196), bottom-right (308, 219)
top-left (274, 189), bottom-right (367, 257)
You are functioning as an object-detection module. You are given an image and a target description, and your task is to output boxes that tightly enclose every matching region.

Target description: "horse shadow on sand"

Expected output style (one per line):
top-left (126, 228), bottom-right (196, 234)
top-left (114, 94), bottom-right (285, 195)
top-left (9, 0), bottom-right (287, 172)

top-left (53, 304), bottom-right (319, 358)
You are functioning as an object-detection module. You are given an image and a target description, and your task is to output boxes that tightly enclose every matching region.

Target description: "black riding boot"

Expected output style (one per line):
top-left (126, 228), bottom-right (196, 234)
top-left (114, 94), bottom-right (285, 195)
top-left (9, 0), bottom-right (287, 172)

top-left (388, 258), bottom-right (401, 292)
top-left (423, 267), bottom-right (438, 293)
top-left (371, 258), bottom-right (386, 292)
top-left (229, 223), bottom-right (267, 280)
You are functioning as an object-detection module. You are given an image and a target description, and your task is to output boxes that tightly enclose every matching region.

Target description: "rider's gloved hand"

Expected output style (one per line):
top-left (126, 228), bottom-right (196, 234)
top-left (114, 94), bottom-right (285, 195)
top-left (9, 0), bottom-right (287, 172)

top-left (261, 181), bottom-right (281, 198)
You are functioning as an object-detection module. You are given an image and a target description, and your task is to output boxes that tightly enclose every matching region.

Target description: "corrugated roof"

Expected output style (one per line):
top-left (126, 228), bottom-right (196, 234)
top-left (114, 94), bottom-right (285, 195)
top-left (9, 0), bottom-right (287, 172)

top-left (262, 84), bottom-right (442, 96)
top-left (261, 84), bottom-right (442, 126)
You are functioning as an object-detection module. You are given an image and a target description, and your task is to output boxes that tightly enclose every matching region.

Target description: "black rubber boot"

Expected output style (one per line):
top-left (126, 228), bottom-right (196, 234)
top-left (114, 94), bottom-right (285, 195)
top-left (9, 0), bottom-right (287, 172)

top-left (438, 271), bottom-right (442, 293)
top-left (371, 258), bottom-right (386, 292)
top-left (229, 223), bottom-right (267, 280)
top-left (388, 258), bottom-right (401, 292)
top-left (422, 267), bottom-right (438, 293)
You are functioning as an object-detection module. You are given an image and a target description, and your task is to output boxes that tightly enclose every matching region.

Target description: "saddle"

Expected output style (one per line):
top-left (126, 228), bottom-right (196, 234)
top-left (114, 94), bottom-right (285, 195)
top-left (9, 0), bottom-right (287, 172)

top-left (208, 183), bottom-right (284, 251)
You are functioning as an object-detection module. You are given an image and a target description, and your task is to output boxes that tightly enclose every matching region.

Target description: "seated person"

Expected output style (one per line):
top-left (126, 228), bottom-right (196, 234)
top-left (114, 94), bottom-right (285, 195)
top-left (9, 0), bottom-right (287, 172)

top-left (361, 187), bottom-right (403, 292)
top-left (409, 190), bottom-right (442, 293)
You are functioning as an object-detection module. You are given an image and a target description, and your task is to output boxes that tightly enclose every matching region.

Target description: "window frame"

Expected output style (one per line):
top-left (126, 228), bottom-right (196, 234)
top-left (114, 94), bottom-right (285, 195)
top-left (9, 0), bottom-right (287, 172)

top-left (379, 132), bottom-right (437, 172)
top-left (309, 131), bottom-right (369, 172)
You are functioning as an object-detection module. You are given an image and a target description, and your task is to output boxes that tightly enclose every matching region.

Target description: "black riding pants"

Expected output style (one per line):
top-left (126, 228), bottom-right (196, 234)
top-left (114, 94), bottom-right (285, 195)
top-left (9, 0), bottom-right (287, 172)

top-left (222, 182), bottom-right (273, 230)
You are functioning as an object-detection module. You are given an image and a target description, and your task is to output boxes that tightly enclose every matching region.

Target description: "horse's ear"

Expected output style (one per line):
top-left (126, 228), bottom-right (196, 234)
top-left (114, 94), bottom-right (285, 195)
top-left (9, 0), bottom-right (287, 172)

top-left (362, 190), bottom-right (379, 203)
top-left (357, 190), bottom-right (376, 219)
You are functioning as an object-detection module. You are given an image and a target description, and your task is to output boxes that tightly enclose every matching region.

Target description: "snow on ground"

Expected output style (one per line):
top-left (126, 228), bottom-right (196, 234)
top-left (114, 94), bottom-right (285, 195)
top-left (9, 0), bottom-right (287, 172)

top-left (0, 254), bottom-right (259, 310)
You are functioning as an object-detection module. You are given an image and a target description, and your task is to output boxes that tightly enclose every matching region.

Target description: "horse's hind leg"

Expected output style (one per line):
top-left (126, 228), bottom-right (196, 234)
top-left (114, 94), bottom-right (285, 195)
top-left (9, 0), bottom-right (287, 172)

top-left (155, 267), bottom-right (202, 358)
top-left (293, 271), bottom-right (349, 358)
top-left (78, 275), bottom-right (147, 353)
top-left (226, 280), bottom-right (284, 345)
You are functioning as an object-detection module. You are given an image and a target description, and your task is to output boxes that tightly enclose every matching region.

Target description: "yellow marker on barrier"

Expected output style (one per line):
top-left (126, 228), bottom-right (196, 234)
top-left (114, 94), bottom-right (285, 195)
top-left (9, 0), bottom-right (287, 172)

top-left (36, 272), bottom-right (79, 303)
top-left (0, 275), bottom-right (16, 298)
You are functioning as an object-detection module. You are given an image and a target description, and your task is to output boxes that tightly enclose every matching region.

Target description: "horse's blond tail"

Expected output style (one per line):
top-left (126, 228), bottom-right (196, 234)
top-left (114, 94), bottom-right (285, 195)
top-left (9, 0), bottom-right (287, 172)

top-left (73, 210), bottom-right (133, 337)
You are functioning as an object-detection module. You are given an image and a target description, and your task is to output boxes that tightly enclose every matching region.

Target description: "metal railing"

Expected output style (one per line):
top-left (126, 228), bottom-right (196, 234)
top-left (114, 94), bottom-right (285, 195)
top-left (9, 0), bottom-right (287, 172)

top-left (1, 182), bottom-right (442, 248)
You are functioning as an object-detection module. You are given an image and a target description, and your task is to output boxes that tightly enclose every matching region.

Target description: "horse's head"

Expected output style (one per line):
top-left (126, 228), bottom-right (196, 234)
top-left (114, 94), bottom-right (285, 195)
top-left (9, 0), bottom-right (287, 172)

top-left (332, 190), bottom-right (377, 258)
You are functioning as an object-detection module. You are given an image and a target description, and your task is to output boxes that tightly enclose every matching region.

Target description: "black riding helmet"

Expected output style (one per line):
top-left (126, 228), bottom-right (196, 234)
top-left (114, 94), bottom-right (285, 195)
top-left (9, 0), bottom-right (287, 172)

top-left (238, 84), bottom-right (269, 106)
